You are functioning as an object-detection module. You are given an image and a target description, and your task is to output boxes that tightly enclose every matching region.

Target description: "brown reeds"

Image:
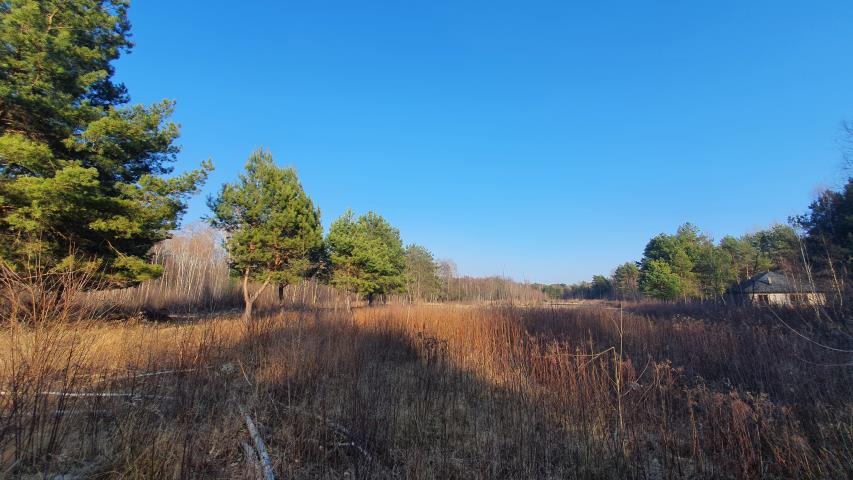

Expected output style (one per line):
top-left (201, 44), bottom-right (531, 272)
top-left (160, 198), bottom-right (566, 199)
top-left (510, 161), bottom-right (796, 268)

top-left (0, 299), bottom-right (849, 478)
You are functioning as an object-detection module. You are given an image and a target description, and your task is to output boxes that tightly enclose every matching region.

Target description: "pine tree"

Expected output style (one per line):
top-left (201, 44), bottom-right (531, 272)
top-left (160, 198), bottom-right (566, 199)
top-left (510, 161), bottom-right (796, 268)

top-left (640, 259), bottom-right (682, 301)
top-left (327, 210), bottom-right (406, 305)
top-left (0, 0), bottom-right (211, 289)
top-left (208, 149), bottom-right (322, 320)
top-left (613, 262), bottom-right (640, 301)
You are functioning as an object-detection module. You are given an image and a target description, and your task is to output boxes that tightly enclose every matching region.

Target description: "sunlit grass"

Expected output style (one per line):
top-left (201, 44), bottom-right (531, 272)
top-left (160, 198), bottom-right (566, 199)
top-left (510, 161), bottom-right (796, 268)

top-left (1, 304), bottom-right (850, 478)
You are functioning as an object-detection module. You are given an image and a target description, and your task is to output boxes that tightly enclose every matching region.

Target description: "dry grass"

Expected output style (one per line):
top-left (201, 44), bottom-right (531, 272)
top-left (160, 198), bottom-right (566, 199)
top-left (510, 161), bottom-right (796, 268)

top-left (0, 303), bottom-right (850, 479)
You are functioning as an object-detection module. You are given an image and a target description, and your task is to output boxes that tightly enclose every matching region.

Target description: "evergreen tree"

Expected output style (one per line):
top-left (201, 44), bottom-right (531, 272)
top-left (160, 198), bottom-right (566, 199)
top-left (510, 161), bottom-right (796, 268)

top-left (640, 259), bottom-right (682, 301)
top-left (693, 241), bottom-right (731, 299)
top-left (793, 178), bottom-right (853, 299)
top-left (613, 262), bottom-right (640, 301)
top-left (590, 274), bottom-right (613, 299)
top-left (745, 224), bottom-right (801, 272)
top-left (327, 210), bottom-right (406, 305)
top-left (639, 224), bottom-right (719, 300)
top-left (639, 231), bottom-right (692, 300)
top-left (0, 0), bottom-right (210, 289)
top-left (719, 235), bottom-right (759, 283)
top-left (208, 149), bottom-right (322, 320)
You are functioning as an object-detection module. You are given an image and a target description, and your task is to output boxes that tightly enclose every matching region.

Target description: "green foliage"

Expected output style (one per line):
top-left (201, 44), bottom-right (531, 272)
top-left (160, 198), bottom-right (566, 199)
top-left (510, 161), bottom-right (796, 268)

top-left (0, 0), bottom-right (210, 288)
top-left (744, 224), bottom-right (800, 272)
top-left (792, 178), bottom-right (853, 288)
top-left (637, 223), bottom-right (802, 301)
top-left (0, 0), bottom-right (132, 141)
top-left (540, 283), bottom-right (571, 300)
top-left (590, 275), bottom-right (612, 299)
top-left (327, 210), bottom-right (406, 303)
top-left (639, 225), bottom-right (705, 300)
top-left (613, 262), bottom-right (640, 300)
top-left (718, 235), bottom-right (758, 282)
top-left (547, 219), bottom-right (809, 304)
top-left (640, 259), bottom-right (682, 301)
top-left (539, 275), bottom-right (612, 300)
top-left (208, 149), bottom-right (323, 286)
top-left (692, 242), bottom-right (732, 298)
top-left (404, 244), bottom-right (442, 302)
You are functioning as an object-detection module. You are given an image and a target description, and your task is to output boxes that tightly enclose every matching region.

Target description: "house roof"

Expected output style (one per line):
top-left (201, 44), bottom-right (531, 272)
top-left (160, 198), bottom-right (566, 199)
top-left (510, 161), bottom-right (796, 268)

top-left (728, 271), bottom-right (808, 294)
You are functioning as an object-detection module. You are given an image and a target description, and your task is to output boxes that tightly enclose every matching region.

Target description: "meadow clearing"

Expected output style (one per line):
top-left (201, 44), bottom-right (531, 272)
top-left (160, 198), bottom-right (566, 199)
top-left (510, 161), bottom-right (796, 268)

top-left (3, 2), bottom-right (853, 479)
top-left (1, 300), bottom-right (850, 479)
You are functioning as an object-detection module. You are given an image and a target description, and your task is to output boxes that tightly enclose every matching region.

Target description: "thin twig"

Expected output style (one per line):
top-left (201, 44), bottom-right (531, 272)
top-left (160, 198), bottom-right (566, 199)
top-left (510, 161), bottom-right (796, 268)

top-left (768, 309), bottom-right (853, 353)
top-left (237, 359), bottom-right (253, 387)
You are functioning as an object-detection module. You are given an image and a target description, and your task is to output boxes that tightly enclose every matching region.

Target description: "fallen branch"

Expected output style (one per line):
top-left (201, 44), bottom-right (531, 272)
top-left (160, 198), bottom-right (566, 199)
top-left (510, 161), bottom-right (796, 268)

top-left (241, 441), bottom-right (262, 479)
top-left (239, 404), bottom-right (275, 480)
top-left (96, 368), bottom-right (197, 383)
top-left (0, 390), bottom-right (173, 400)
top-left (2, 409), bottom-right (112, 419)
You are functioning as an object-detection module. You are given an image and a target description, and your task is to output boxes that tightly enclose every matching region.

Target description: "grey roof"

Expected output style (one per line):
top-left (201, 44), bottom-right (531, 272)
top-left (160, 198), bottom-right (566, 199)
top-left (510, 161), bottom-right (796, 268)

top-left (728, 271), bottom-right (804, 294)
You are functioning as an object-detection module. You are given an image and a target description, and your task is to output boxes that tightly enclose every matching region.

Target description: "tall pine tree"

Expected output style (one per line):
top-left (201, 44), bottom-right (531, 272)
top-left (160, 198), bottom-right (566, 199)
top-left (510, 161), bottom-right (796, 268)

top-left (0, 0), bottom-right (211, 289)
top-left (208, 149), bottom-right (323, 320)
top-left (327, 210), bottom-right (406, 305)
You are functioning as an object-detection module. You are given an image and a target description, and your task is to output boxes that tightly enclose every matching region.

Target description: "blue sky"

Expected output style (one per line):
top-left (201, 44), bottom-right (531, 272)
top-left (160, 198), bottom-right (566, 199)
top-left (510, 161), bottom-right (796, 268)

top-left (116, 1), bottom-right (853, 284)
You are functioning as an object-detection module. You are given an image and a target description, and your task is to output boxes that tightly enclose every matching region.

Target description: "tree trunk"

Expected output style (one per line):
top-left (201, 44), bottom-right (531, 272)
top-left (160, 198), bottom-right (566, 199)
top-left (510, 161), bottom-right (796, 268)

top-left (243, 297), bottom-right (255, 322)
top-left (242, 269), bottom-right (253, 321)
top-left (242, 268), bottom-right (271, 321)
top-left (278, 284), bottom-right (285, 303)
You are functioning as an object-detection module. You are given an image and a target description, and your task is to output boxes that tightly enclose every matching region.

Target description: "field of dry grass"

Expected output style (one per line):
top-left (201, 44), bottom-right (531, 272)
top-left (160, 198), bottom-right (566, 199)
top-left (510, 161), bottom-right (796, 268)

top-left (0, 303), bottom-right (851, 479)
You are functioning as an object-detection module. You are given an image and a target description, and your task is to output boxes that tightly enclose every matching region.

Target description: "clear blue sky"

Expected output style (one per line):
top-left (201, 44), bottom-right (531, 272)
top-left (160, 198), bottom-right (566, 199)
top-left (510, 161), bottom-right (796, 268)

top-left (116, 1), bottom-right (853, 284)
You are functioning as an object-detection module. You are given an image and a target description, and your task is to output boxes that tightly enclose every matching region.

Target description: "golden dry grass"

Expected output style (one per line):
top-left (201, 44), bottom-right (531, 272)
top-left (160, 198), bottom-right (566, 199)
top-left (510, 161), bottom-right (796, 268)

top-left (1, 304), bottom-right (850, 478)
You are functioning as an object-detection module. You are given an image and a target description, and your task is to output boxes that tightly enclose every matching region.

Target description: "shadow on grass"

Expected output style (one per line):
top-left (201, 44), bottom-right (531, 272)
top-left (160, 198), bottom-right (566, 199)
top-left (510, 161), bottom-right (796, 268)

top-left (3, 305), bottom-right (850, 479)
top-left (225, 311), bottom-right (624, 480)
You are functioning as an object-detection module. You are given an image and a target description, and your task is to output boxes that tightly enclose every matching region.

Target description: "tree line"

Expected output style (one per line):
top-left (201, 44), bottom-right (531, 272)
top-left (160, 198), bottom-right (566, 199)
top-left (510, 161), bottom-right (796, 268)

top-left (207, 152), bottom-right (544, 316)
top-left (541, 186), bottom-right (852, 304)
top-left (1, 1), bottom-right (848, 318)
top-left (3, 0), bottom-right (531, 320)
top-left (207, 149), bottom-right (454, 317)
